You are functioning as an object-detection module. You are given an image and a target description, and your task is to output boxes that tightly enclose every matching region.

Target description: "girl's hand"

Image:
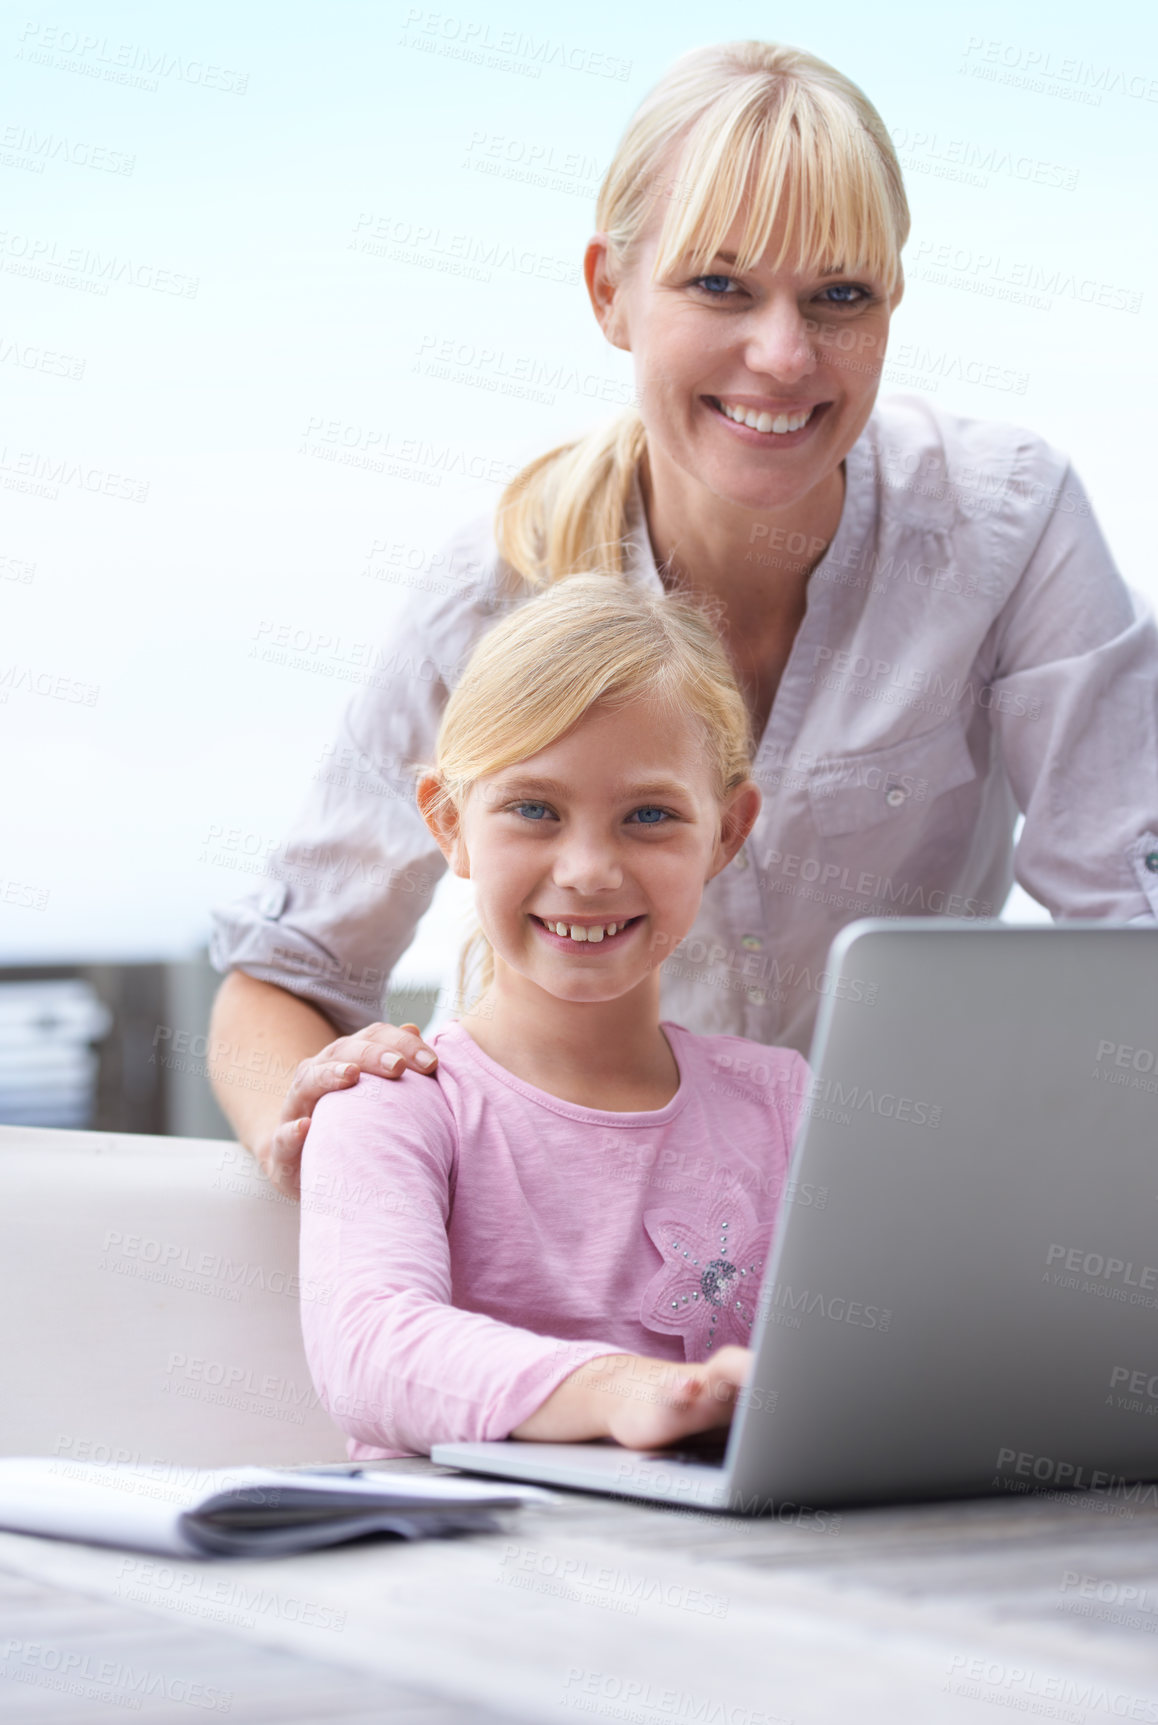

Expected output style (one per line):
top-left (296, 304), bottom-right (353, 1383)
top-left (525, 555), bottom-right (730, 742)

top-left (604, 1347), bottom-right (751, 1451)
top-left (261, 1021), bottom-right (437, 1198)
top-left (511, 1347), bottom-right (751, 1449)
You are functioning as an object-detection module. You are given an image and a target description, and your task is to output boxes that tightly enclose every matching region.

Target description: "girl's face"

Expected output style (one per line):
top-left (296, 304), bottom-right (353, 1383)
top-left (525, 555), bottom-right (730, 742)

top-left (586, 202), bottom-right (902, 516)
top-left (426, 695), bottom-right (759, 1007)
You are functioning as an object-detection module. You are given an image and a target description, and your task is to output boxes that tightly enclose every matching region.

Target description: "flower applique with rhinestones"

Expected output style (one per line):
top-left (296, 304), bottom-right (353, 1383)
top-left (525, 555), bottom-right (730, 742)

top-left (639, 1173), bottom-right (778, 1359)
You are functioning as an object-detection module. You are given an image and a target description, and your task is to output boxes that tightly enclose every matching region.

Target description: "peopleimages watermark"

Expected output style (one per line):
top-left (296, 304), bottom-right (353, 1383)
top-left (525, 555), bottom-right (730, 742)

top-left (397, 9), bottom-right (631, 82)
top-left (0, 1638), bottom-right (233, 1713)
top-left (906, 238), bottom-right (1141, 315)
top-left (248, 615), bottom-right (463, 696)
top-left (98, 1229), bottom-right (334, 1306)
top-left (0, 660), bottom-right (99, 705)
top-left (0, 122), bottom-right (135, 177)
top-left (889, 125), bottom-right (1079, 192)
top-left (16, 21), bottom-right (249, 95)
top-left (1107, 1365), bottom-right (1158, 1419)
top-left (461, 128), bottom-right (606, 198)
top-left (994, 1443), bottom-right (1158, 1504)
top-left (959, 35), bottom-right (1158, 106)
top-left (1091, 1038), bottom-right (1158, 1099)
top-left (752, 847), bottom-right (993, 921)
top-left (943, 1652), bottom-right (1156, 1724)
top-left (496, 1544), bottom-right (730, 1619)
top-left (161, 1350), bottom-right (324, 1427)
top-left (1043, 1241), bottom-right (1158, 1297)
top-left (760, 1278), bottom-right (892, 1333)
top-left (0, 228), bottom-right (198, 298)
top-left (560, 1668), bottom-right (791, 1724)
top-left (0, 875), bottom-right (50, 911)
top-left (809, 644), bottom-right (1042, 721)
top-left (0, 332), bottom-right (86, 379)
top-left (0, 443), bottom-right (148, 503)
top-left (1058, 1568), bottom-right (1158, 1634)
top-left (299, 413), bottom-right (519, 490)
top-left (114, 1557), bottom-right (346, 1635)
top-left (351, 212), bottom-right (579, 287)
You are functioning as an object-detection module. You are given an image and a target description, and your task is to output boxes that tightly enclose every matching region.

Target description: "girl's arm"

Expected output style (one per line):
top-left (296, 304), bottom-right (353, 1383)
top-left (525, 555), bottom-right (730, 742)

top-left (299, 1074), bottom-right (751, 1455)
top-left (511, 1348), bottom-right (752, 1448)
top-left (299, 1073), bottom-right (627, 1455)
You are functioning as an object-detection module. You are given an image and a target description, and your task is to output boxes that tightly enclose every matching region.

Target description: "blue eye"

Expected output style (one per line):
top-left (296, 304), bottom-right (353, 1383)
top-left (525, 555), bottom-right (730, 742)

top-left (694, 274), bottom-right (736, 297)
top-left (630, 807), bottom-right (669, 826)
top-left (820, 282), bottom-right (869, 305)
top-left (514, 801), bottom-right (553, 821)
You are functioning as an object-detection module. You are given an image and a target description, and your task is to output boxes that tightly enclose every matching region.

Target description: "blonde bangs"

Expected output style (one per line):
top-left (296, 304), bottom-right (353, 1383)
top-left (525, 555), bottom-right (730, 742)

top-left (432, 576), bottom-right (752, 817)
top-left (652, 74), bottom-right (906, 292)
top-left (498, 42), bottom-right (909, 592)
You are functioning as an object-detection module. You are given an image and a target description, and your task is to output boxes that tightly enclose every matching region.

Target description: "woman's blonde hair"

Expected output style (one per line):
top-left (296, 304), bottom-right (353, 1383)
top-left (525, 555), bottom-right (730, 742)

top-left (427, 575), bottom-right (753, 1006)
top-left (495, 40), bottom-right (909, 588)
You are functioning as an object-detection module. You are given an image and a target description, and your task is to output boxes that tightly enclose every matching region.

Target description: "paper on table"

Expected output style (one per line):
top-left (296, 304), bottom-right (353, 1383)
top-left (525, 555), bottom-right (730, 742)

top-left (0, 1458), bottom-right (548, 1558)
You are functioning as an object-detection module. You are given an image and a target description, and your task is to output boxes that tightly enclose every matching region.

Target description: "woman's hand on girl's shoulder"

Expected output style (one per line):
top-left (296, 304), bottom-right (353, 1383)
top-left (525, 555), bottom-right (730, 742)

top-left (261, 1021), bottom-right (438, 1199)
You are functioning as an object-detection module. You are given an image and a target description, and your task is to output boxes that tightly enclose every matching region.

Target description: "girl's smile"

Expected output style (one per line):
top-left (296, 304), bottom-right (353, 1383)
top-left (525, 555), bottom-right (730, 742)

top-left (529, 913), bottom-right (646, 949)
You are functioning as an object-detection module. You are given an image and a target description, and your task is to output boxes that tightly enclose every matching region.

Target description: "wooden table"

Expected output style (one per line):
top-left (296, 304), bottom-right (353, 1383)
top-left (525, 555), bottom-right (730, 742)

top-left (3, 1458), bottom-right (1158, 1723)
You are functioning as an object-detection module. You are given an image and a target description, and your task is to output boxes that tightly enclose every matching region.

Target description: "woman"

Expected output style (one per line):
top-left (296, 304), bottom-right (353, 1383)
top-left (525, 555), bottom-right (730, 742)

top-left (209, 40), bottom-right (1158, 1193)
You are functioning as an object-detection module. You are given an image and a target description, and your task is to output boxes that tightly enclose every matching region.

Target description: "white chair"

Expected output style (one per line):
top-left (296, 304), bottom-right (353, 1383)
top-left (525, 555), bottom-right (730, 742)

top-left (0, 1124), bottom-right (347, 1465)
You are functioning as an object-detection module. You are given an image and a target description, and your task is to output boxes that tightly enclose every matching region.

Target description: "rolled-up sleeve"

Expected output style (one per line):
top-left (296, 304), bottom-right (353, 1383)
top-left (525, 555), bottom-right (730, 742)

top-left (209, 528), bottom-right (508, 1032)
top-left (987, 466), bottom-right (1158, 922)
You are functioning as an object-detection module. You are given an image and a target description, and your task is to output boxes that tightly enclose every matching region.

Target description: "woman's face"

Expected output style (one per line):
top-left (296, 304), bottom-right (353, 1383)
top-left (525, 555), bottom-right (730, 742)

top-left (586, 201), bottom-right (902, 516)
top-left (429, 695), bottom-right (759, 1008)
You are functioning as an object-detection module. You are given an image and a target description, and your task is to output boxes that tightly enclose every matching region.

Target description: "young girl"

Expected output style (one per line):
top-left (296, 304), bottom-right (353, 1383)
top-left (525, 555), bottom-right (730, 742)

top-left (299, 577), bottom-right (809, 1458)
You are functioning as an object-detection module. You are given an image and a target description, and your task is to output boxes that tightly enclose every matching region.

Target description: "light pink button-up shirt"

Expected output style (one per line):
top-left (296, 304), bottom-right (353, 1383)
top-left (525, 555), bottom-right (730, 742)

top-left (211, 395), bottom-right (1158, 1054)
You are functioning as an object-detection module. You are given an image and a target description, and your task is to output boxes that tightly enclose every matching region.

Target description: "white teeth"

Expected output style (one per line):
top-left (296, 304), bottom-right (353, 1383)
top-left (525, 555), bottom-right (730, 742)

top-left (542, 919), bottom-right (626, 942)
top-left (720, 402), bottom-right (812, 435)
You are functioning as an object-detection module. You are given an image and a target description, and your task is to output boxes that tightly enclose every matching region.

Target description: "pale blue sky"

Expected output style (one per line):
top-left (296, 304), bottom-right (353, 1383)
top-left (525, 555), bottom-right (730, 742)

top-left (3, 0), bottom-right (1156, 975)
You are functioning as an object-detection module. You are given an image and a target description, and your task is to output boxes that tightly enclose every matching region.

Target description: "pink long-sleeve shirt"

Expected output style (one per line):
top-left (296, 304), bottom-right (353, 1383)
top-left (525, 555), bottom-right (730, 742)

top-left (299, 1021), bottom-right (809, 1458)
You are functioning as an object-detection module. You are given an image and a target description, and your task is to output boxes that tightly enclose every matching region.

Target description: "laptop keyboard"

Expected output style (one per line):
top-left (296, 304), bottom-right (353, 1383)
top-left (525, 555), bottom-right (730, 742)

top-left (644, 1445), bottom-right (727, 1470)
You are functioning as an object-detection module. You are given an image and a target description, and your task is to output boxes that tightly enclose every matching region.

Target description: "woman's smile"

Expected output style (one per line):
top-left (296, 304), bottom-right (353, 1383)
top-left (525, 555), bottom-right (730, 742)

top-left (704, 396), bottom-right (832, 447)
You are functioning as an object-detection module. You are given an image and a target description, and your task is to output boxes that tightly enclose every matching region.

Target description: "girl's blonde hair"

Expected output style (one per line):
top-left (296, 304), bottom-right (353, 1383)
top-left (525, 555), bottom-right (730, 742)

top-left (427, 575), bottom-right (753, 1006)
top-left (495, 40), bottom-right (909, 588)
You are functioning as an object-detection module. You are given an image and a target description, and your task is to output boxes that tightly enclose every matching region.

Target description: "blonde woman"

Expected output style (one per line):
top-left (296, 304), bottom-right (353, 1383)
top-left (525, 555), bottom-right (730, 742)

top-left (300, 577), bottom-right (807, 1456)
top-left (211, 41), bottom-right (1158, 1195)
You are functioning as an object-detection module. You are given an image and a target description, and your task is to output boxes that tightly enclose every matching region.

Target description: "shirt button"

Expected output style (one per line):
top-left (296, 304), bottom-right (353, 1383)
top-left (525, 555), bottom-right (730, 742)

top-left (259, 886), bottom-right (285, 918)
top-left (741, 934), bottom-right (763, 952)
top-left (733, 847), bottom-right (749, 870)
top-left (747, 988), bottom-right (766, 1005)
top-left (885, 786), bottom-right (908, 808)
top-left (1146, 851), bottom-right (1158, 874)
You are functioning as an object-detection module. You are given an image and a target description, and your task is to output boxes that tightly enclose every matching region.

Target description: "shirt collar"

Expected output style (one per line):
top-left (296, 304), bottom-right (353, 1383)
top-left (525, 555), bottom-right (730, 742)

top-left (620, 421), bottom-right (876, 595)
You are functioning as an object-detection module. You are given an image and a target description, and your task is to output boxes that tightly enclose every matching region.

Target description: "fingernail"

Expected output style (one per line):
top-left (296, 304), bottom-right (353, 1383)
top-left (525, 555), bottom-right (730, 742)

top-left (381, 1054), bottom-right (403, 1076)
top-left (415, 1051), bottom-right (437, 1071)
top-left (339, 1063), bottom-right (358, 1079)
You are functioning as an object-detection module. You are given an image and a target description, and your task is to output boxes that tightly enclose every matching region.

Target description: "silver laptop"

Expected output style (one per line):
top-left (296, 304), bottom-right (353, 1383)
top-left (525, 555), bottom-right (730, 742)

top-left (434, 921), bottom-right (1158, 1514)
